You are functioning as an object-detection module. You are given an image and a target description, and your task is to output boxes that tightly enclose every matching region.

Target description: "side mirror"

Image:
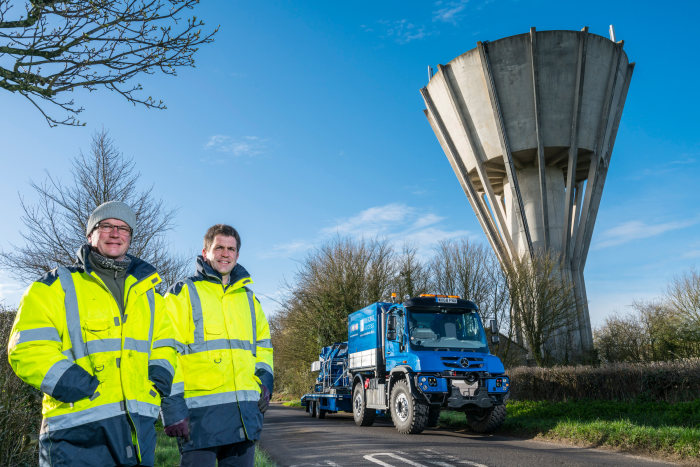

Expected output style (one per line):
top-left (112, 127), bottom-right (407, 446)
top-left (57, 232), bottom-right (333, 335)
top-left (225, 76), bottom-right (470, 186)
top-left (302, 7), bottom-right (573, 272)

top-left (387, 315), bottom-right (397, 340)
top-left (489, 319), bottom-right (500, 344)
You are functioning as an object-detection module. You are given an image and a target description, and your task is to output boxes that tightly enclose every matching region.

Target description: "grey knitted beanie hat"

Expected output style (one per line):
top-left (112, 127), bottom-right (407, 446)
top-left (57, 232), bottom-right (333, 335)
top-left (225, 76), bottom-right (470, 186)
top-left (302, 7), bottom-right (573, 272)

top-left (86, 201), bottom-right (136, 236)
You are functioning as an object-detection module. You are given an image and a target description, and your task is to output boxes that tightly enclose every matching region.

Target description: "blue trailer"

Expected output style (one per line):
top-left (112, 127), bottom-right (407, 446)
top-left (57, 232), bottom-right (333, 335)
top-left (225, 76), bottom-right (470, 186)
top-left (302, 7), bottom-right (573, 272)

top-left (301, 295), bottom-right (510, 434)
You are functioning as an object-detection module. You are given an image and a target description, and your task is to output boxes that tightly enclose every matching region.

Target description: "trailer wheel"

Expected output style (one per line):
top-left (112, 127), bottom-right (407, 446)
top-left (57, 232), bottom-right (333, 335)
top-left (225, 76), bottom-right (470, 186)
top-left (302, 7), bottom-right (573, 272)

top-left (465, 404), bottom-right (506, 433)
top-left (390, 380), bottom-right (428, 434)
top-left (352, 384), bottom-right (375, 426)
top-left (427, 406), bottom-right (441, 428)
top-left (310, 401), bottom-right (317, 418)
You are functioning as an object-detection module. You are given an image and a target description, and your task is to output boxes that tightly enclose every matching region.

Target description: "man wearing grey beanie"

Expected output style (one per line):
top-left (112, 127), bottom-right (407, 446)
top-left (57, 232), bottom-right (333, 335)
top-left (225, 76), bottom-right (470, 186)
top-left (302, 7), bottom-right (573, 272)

top-left (8, 200), bottom-right (179, 466)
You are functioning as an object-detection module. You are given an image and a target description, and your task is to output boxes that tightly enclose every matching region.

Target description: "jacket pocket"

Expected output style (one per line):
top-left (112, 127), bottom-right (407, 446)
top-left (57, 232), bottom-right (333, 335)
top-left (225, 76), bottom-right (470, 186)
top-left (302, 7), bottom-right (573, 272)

top-left (182, 350), bottom-right (225, 391)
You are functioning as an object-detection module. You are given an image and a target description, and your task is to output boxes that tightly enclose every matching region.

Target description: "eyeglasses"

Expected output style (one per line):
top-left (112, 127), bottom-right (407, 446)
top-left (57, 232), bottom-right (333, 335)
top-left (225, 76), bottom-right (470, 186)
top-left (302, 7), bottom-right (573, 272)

top-left (96, 222), bottom-right (132, 236)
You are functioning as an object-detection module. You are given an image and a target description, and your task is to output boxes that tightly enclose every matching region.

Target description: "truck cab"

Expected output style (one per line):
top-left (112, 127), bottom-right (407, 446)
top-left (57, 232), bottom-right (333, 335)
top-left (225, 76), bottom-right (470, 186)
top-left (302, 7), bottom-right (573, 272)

top-left (350, 295), bottom-right (510, 434)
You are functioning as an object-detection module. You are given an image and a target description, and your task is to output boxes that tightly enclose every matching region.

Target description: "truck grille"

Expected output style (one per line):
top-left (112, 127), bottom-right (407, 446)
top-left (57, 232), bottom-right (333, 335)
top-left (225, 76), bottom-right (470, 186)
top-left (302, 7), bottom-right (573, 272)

top-left (441, 356), bottom-right (484, 369)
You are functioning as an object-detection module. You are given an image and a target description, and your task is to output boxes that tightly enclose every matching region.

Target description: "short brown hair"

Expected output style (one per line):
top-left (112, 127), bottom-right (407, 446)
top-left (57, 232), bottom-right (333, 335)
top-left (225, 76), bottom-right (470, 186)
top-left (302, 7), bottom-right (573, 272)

top-left (203, 224), bottom-right (241, 251)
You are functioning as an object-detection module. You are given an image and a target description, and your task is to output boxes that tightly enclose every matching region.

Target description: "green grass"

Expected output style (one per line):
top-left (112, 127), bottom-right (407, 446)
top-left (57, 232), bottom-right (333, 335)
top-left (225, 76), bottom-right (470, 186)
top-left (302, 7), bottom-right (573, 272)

top-left (440, 399), bottom-right (700, 462)
top-left (154, 425), bottom-right (277, 466)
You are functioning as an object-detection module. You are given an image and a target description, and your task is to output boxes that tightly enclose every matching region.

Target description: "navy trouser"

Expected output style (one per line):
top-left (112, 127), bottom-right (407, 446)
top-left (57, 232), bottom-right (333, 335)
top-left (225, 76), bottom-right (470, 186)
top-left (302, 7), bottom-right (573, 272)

top-left (180, 440), bottom-right (255, 467)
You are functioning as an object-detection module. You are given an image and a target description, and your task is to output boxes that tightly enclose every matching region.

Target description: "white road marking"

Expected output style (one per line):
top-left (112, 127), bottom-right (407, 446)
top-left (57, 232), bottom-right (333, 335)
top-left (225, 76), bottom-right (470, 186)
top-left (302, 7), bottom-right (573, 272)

top-left (364, 452), bottom-right (428, 466)
top-left (419, 448), bottom-right (488, 467)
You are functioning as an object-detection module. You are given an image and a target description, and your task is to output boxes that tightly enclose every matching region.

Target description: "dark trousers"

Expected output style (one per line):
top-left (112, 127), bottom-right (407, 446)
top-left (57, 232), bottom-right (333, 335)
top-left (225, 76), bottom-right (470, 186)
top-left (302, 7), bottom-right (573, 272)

top-left (180, 440), bottom-right (255, 467)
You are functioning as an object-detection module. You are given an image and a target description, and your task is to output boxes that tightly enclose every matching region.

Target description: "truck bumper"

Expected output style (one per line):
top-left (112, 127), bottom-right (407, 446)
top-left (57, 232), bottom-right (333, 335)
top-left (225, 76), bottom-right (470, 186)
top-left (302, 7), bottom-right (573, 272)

top-left (446, 387), bottom-right (508, 409)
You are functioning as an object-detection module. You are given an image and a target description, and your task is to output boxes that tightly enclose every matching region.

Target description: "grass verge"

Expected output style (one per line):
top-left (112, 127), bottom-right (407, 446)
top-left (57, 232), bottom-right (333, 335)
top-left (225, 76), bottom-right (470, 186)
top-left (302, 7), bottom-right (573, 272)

top-left (154, 425), bottom-right (277, 466)
top-left (440, 399), bottom-right (700, 463)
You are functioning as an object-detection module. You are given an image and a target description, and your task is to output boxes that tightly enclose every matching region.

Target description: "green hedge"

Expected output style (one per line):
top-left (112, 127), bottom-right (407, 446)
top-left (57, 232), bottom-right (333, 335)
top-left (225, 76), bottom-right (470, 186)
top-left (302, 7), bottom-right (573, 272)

top-left (0, 310), bottom-right (42, 466)
top-left (508, 358), bottom-right (700, 402)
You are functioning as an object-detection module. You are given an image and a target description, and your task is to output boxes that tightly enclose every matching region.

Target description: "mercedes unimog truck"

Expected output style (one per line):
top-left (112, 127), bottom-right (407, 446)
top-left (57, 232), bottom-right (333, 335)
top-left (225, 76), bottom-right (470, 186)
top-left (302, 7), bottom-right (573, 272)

top-left (301, 294), bottom-right (510, 434)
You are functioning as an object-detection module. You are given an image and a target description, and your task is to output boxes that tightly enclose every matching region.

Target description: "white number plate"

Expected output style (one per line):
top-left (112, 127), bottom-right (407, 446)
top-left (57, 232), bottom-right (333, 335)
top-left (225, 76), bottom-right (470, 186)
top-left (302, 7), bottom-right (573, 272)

top-left (452, 380), bottom-right (479, 396)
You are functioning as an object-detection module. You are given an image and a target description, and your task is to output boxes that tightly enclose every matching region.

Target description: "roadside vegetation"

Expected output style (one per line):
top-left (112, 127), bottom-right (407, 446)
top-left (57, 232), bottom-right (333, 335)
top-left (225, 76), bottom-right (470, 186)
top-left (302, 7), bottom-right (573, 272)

top-left (439, 399), bottom-right (699, 462)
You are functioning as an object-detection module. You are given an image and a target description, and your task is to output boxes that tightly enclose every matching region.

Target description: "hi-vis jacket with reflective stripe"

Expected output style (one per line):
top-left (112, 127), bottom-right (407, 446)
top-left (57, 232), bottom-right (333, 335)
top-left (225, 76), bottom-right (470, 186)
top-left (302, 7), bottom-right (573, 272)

top-left (7, 245), bottom-right (178, 467)
top-left (161, 257), bottom-right (273, 451)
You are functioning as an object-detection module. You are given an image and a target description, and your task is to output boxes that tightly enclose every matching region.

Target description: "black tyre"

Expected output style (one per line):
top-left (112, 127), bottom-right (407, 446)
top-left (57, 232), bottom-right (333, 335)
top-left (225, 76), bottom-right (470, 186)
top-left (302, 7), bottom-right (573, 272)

top-left (353, 384), bottom-right (375, 426)
top-left (318, 406), bottom-right (327, 419)
top-left (427, 406), bottom-right (441, 428)
top-left (465, 404), bottom-right (506, 433)
top-left (310, 401), bottom-right (317, 418)
top-left (390, 380), bottom-right (428, 434)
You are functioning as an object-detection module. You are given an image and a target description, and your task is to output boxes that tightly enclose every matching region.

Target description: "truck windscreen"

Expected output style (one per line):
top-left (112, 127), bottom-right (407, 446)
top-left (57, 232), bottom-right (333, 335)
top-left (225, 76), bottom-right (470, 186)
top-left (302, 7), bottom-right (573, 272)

top-left (407, 308), bottom-right (489, 353)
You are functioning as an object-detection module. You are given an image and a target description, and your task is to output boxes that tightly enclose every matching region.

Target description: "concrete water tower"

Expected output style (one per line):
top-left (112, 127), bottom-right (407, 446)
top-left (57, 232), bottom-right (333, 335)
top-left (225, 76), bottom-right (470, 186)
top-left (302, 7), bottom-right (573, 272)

top-left (421, 28), bottom-right (634, 358)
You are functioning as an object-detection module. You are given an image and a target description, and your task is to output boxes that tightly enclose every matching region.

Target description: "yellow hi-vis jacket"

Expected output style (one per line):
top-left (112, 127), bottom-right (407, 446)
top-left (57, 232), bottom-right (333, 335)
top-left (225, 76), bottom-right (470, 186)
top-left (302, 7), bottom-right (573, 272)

top-left (7, 245), bottom-right (178, 467)
top-left (160, 257), bottom-right (273, 451)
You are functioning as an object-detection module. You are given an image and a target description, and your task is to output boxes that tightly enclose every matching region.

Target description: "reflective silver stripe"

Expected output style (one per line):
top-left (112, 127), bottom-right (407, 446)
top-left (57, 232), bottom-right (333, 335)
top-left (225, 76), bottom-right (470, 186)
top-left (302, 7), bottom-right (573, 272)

top-left (182, 339), bottom-right (254, 355)
top-left (57, 267), bottom-right (86, 361)
top-left (124, 337), bottom-right (150, 353)
top-left (149, 358), bottom-right (174, 377)
top-left (245, 288), bottom-right (257, 357)
top-left (171, 381), bottom-right (184, 396)
top-left (15, 327), bottom-right (61, 345)
top-left (85, 339), bottom-right (122, 354)
top-left (255, 362), bottom-right (273, 375)
top-left (186, 280), bottom-right (205, 344)
top-left (153, 338), bottom-right (185, 353)
top-left (185, 389), bottom-right (259, 409)
top-left (41, 401), bottom-right (125, 433)
top-left (40, 359), bottom-right (74, 395)
top-left (126, 399), bottom-right (160, 419)
top-left (147, 288), bottom-right (155, 357)
top-left (256, 338), bottom-right (272, 349)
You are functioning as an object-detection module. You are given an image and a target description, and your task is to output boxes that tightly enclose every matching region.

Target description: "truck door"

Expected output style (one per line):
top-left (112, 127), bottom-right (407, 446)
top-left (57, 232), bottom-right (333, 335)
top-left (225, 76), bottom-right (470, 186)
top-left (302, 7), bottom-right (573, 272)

top-left (385, 311), bottom-right (404, 370)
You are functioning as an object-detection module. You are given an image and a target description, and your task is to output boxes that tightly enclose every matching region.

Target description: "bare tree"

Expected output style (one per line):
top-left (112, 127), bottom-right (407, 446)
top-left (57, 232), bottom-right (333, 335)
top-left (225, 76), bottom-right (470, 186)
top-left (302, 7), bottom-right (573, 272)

top-left (0, 0), bottom-right (217, 126)
top-left (392, 243), bottom-right (430, 299)
top-left (0, 129), bottom-right (188, 289)
top-left (505, 251), bottom-right (578, 366)
top-left (430, 239), bottom-right (509, 326)
top-left (272, 237), bottom-right (396, 396)
top-left (667, 268), bottom-right (700, 330)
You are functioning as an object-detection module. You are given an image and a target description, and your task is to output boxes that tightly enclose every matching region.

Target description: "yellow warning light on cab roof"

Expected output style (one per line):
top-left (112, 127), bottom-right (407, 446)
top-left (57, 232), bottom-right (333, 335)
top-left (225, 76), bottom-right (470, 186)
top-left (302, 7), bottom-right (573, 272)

top-left (419, 294), bottom-right (461, 299)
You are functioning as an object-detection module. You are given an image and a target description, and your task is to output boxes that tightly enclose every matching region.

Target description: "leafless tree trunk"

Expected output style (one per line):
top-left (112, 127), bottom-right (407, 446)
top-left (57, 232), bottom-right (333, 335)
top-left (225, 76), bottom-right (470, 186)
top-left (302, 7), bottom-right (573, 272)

top-left (505, 250), bottom-right (578, 366)
top-left (0, 129), bottom-right (188, 290)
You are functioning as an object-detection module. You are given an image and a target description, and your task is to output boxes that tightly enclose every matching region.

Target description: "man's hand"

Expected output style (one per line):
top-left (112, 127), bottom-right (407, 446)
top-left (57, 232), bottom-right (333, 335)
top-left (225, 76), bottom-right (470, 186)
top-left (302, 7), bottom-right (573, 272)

top-left (164, 418), bottom-right (190, 442)
top-left (258, 385), bottom-right (271, 413)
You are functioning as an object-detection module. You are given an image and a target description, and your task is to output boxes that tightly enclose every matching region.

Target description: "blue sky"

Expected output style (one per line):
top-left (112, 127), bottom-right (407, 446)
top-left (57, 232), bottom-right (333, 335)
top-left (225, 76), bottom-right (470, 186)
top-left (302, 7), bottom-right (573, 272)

top-left (1, 0), bottom-right (698, 330)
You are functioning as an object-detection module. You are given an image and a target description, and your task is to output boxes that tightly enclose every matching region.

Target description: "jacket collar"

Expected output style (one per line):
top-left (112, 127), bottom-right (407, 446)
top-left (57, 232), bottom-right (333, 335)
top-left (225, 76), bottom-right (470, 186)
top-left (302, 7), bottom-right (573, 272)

top-left (76, 244), bottom-right (157, 281)
top-left (195, 255), bottom-right (252, 288)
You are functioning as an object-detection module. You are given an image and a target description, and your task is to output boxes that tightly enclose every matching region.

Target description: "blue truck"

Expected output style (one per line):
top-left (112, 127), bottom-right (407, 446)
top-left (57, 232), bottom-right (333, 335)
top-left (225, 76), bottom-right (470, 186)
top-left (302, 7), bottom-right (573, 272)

top-left (301, 294), bottom-right (510, 434)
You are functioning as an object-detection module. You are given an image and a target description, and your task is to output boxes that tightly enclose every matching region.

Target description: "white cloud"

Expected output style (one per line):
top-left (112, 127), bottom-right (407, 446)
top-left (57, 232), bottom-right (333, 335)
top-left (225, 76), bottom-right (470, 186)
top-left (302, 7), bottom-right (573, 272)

top-left (321, 203), bottom-right (415, 237)
top-left (204, 135), bottom-right (266, 157)
top-left (261, 240), bottom-right (314, 259)
top-left (378, 19), bottom-right (429, 44)
top-left (682, 249), bottom-right (700, 259)
top-left (0, 279), bottom-right (25, 308)
top-left (593, 218), bottom-right (698, 249)
top-left (266, 203), bottom-right (474, 260)
top-left (433, 0), bottom-right (469, 24)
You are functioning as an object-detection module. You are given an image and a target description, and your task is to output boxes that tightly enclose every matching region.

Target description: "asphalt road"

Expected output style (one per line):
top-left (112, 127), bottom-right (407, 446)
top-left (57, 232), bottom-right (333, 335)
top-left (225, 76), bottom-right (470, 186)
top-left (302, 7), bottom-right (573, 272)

top-left (258, 404), bottom-right (673, 467)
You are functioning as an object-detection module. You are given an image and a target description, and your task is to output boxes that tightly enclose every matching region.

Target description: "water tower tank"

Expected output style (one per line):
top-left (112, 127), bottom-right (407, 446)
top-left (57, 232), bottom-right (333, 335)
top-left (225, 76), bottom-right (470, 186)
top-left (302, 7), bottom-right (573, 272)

top-left (421, 28), bottom-right (634, 357)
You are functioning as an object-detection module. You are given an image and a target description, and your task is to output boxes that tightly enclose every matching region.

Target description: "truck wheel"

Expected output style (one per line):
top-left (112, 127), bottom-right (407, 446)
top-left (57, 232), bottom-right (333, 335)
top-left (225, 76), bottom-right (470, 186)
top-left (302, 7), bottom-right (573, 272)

top-left (390, 380), bottom-right (428, 434)
top-left (465, 404), bottom-right (506, 433)
top-left (353, 384), bottom-right (375, 426)
top-left (427, 406), bottom-right (441, 428)
top-left (310, 401), bottom-right (317, 418)
top-left (318, 407), bottom-right (327, 419)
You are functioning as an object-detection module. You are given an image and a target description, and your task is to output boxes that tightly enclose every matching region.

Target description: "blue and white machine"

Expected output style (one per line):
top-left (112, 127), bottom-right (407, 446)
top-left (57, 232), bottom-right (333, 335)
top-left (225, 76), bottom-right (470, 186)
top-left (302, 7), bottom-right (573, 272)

top-left (301, 295), bottom-right (510, 434)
